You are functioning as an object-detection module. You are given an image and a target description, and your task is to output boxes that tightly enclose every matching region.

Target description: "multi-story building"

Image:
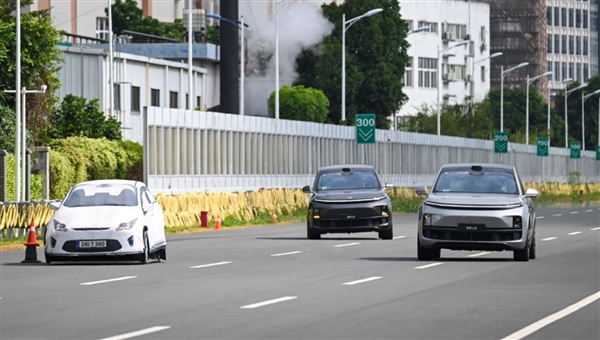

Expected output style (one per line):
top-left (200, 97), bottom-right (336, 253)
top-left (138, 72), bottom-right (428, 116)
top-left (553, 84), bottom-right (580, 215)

top-left (396, 0), bottom-right (491, 118)
top-left (547, 0), bottom-right (592, 94)
top-left (590, 0), bottom-right (599, 77)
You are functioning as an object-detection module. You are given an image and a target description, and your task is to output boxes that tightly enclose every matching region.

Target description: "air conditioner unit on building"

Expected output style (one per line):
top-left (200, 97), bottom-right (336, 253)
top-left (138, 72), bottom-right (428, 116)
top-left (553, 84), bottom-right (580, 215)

top-left (442, 32), bottom-right (450, 41)
top-left (466, 74), bottom-right (473, 82)
top-left (443, 72), bottom-right (454, 82)
top-left (182, 9), bottom-right (206, 33)
top-left (465, 34), bottom-right (471, 41)
top-left (449, 32), bottom-right (456, 41)
top-left (480, 43), bottom-right (487, 51)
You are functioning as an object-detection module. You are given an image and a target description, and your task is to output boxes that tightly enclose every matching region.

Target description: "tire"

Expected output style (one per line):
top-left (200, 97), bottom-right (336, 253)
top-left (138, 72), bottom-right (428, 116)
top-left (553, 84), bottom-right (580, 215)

top-left (307, 222), bottom-right (321, 240)
top-left (379, 222), bottom-right (393, 240)
top-left (137, 230), bottom-right (150, 264)
top-left (513, 242), bottom-right (530, 262)
top-left (159, 247), bottom-right (167, 261)
top-left (529, 233), bottom-right (536, 260)
top-left (432, 248), bottom-right (441, 259)
top-left (417, 238), bottom-right (435, 261)
top-left (45, 253), bottom-right (53, 264)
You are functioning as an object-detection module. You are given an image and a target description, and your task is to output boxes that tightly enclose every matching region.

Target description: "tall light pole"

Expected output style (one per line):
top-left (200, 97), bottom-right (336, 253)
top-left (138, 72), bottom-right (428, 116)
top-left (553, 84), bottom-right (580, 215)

top-left (525, 71), bottom-right (552, 145)
top-left (392, 25), bottom-right (429, 130)
top-left (471, 52), bottom-right (503, 116)
top-left (500, 62), bottom-right (529, 132)
top-left (581, 89), bottom-right (600, 153)
top-left (564, 82), bottom-right (587, 148)
top-left (274, 0), bottom-right (290, 120)
top-left (108, 0), bottom-right (114, 118)
top-left (188, 0), bottom-right (193, 113)
top-left (342, 8), bottom-right (383, 123)
top-left (15, 0), bottom-right (21, 202)
top-left (207, 14), bottom-right (249, 115)
top-left (437, 40), bottom-right (469, 135)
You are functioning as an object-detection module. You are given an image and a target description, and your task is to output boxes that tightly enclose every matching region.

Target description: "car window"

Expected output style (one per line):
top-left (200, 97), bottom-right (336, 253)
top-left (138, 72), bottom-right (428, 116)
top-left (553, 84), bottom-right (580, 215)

top-left (141, 187), bottom-right (152, 207)
top-left (433, 170), bottom-right (518, 194)
top-left (317, 170), bottom-right (380, 191)
top-left (63, 184), bottom-right (138, 207)
top-left (144, 187), bottom-right (157, 203)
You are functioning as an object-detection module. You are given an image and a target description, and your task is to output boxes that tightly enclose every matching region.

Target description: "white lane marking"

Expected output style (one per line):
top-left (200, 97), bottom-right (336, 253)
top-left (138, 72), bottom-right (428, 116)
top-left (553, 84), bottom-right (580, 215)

top-left (570, 211), bottom-right (579, 214)
top-left (415, 262), bottom-right (444, 269)
top-left (552, 214), bottom-right (562, 217)
top-left (343, 277), bottom-right (383, 286)
top-left (541, 237), bottom-right (557, 241)
top-left (591, 227), bottom-right (600, 231)
top-left (393, 236), bottom-right (407, 239)
top-left (536, 216), bottom-right (545, 220)
top-left (500, 292), bottom-right (600, 340)
top-left (190, 261), bottom-right (232, 269)
top-left (80, 276), bottom-right (136, 286)
top-left (240, 296), bottom-right (297, 309)
top-left (467, 252), bottom-right (490, 258)
top-left (99, 326), bottom-right (170, 340)
top-left (585, 209), bottom-right (594, 213)
top-left (333, 242), bottom-right (360, 248)
top-left (568, 232), bottom-right (582, 235)
top-left (271, 251), bottom-right (303, 257)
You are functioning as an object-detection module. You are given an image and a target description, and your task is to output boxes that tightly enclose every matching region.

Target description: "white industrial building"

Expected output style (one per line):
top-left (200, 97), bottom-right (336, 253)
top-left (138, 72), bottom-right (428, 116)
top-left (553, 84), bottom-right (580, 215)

top-left (395, 0), bottom-right (491, 119)
top-left (547, 0), bottom-right (592, 93)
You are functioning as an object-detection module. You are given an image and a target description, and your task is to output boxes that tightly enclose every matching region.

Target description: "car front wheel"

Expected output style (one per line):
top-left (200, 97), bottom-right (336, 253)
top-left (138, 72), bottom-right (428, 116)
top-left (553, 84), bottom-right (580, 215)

top-left (307, 222), bottom-right (321, 240)
top-left (417, 238), bottom-right (435, 261)
top-left (529, 233), bottom-right (536, 260)
top-left (513, 242), bottom-right (530, 262)
top-left (379, 222), bottom-right (393, 240)
top-left (136, 230), bottom-right (150, 264)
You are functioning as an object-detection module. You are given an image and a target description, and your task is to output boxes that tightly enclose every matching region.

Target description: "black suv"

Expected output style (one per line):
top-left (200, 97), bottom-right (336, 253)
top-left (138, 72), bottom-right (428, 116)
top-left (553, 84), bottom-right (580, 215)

top-left (302, 164), bottom-right (394, 240)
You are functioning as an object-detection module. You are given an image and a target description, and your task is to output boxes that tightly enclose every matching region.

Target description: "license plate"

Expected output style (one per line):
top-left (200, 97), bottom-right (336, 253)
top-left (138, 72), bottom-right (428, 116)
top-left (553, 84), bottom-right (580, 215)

top-left (458, 224), bottom-right (486, 232)
top-left (344, 214), bottom-right (359, 219)
top-left (77, 240), bottom-right (107, 248)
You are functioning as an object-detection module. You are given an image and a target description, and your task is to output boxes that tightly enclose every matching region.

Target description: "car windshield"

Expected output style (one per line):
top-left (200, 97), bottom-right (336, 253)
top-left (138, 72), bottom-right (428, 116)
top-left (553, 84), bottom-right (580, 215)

top-left (317, 170), bottom-right (380, 191)
top-left (62, 183), bottom-right (138, 207)
top-left (433, 169), bottom-right (518, 194)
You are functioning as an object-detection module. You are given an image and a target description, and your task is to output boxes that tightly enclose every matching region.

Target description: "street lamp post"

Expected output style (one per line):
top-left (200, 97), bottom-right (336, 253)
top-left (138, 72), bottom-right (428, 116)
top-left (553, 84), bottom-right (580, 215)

top-left (525, 71), bottom-right (553, 145)
top-left (436, 40), bottom-right (469, 135)
top-left (207, 14), bottom-right (249, 115)
top-left (342, 8), bottom-right (383, 123)
top-left (500, 62), bottom-right (529, 133)
top-left (4, 85), bottom-right (47, 200)
top-left (392, 25), bottom-right (429, 131)
top-left (581, 89), bottom-right (600, 153)
top-left (564, 81), bottom-right (587, 148)
top-left (15, 0), bottom-right (21, 202)
top-left (470, 52), bottom-right (503, 116)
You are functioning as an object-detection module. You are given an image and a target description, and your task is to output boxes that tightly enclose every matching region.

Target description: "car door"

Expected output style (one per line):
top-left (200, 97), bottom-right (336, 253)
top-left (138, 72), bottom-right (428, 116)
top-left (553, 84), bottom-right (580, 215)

top-left (139, 186), bottom-right (157, 250)
top-left (143, 186), bottom-right (166, 248)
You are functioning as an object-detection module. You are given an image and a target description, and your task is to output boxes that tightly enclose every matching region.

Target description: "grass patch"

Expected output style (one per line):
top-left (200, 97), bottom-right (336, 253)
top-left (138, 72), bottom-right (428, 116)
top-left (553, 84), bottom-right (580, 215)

top-left (532, 191), bottom-right (600, 203)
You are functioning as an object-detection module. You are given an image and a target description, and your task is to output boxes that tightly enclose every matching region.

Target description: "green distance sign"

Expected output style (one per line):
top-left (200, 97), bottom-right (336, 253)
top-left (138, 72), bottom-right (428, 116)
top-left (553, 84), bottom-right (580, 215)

top-left (537, 137), bottom-right (549, 157)
top-left (356, 114), bottom-right (376, 144)
top-left (570, 141), bottom-right (581, 159)
top-left (494, 132), bottom-right (508, 154)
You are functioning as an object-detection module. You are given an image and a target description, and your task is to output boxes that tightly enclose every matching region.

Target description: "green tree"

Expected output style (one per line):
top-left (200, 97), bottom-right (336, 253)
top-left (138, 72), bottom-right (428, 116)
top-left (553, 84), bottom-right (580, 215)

top-left (0, 0), bottom-right (63, 147)
top-left (295, 0), bottom-right (409, 128)
top-left (107, 0), bottom-right (184, 42)
top-left (268, 85), bottom-right (329, 123)
top-left (50, 95), bottom-right (122, 140)
top-left (0, 102), bottom-right (15, 152)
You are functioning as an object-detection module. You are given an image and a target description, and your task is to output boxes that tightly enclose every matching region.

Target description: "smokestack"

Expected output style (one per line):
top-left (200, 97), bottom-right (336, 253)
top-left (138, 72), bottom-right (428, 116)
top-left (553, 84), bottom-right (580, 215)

top-left (220, 0), bottom-right (239, 114)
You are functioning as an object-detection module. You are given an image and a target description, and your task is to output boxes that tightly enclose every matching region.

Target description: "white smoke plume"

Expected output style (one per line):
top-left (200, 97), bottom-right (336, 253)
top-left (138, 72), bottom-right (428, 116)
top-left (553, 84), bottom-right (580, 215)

top-left (240, 1), bottom-right (334, 116)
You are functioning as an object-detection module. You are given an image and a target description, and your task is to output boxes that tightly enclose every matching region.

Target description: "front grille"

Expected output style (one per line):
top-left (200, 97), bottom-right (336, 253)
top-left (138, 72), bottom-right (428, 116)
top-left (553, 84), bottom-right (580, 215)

top-left (73, 228), bottom-right (110, 231)
top-left (315, 217), bottom-right (388, 229)
top-left (423, 227), bottom-right (521, 241)
top-left (62, 240), bottom-right (122, 252)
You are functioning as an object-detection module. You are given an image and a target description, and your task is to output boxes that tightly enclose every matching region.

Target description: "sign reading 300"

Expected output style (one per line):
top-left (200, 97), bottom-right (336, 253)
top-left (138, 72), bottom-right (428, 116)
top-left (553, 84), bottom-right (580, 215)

top-left (356, 114), bottom-right (376, 144)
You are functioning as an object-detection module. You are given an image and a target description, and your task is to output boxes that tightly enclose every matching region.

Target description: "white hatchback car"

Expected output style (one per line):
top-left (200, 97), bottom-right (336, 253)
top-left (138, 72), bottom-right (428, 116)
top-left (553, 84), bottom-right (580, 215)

top-left (44, 179), bottom-right (167, 264)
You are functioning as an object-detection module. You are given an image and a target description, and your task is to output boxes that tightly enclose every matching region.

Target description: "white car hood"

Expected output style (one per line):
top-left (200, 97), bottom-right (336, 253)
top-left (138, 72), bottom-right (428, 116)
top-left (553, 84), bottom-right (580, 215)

top-left (52, 206), bottom-right (143, 229)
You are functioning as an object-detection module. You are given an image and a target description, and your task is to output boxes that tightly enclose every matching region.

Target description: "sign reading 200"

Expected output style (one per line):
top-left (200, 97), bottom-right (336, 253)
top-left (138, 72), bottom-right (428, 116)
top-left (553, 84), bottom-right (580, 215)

top-left (494, 134), bottom-right (508, 142)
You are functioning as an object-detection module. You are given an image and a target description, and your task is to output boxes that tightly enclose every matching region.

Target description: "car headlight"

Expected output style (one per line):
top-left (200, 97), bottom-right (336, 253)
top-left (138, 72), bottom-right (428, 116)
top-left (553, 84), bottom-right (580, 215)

top-left (53, 219), bottom-right (69, 232)
top-left (116, 219), bottom-right (137, 231)
top-left (423, 214), bottom-right (432, 226)
top-left (513, 216), bottom-right (522, 228)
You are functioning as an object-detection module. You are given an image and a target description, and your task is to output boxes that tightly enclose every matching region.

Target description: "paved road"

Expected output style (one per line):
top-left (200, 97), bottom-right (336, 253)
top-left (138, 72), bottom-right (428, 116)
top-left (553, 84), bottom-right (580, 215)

top-left (1, 203), bottom-right (598, 340)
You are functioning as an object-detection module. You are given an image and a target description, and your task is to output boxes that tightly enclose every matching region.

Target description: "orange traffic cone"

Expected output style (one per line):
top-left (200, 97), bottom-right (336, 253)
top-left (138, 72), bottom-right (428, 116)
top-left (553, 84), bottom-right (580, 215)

top-left (214, 215), bottom-right (222, 230)
top-left (271, 211), bottom-right (278, 223)
top-left (22, 220), bottom-right (41, 263)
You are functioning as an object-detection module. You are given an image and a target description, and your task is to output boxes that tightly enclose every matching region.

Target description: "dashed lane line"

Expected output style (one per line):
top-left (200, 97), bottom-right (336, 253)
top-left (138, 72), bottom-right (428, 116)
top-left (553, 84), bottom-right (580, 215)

top-left (499, 292), bottom-right (600, 340)
top-left (240, 296), bottom-right (297, 309)
top-left (591, 227), bottom-right (600, 231)
top-left (99, 326), bottom-right (171, 340)
top-left (190, 261), bottom-right (232, 269)
top-left (80, 276), bottom-right (137, 286)
top-left (570, 211), bottom-right (579, 214)
top-left (414, 262), bottom-right (443, 269)
top-left (567, 232), bottom-right (582, 235)
top-left (536, 216), bottom-right (545, 219)
top-left (343, 277), bottom-right (383, 286)
top-left (271, 251), bottom-right (303, 257)
top-left (541, 237), bottom-right (557, 241)
top-left (393, 236), bottom-right (407, 239)
top-left (334, 242), bottom-right (361, 248)
top-left (552, 214), bottom-right (563, 217)
top-left (467, 252), bottom-right (490, 258)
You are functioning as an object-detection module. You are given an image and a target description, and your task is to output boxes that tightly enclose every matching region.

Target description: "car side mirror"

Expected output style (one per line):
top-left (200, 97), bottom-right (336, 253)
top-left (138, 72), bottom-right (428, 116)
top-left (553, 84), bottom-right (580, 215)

top-left (384, 183), bottom-right (395, 190)
top-left (144, 202), bottom-right (155, 214)
top-left (524, 188), bottom-right (539, 198)
top-left (48, 201), bottom-right (61, 211)
top-left (415, 185), bottom-right (429, 196)
top-left (301, 185), bottom-right (312, 193)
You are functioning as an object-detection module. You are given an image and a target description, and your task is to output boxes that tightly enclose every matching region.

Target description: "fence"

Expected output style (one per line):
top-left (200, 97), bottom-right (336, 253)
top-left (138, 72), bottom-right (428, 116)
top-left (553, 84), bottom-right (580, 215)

top-left (143, 107), bottom-right (600, 194)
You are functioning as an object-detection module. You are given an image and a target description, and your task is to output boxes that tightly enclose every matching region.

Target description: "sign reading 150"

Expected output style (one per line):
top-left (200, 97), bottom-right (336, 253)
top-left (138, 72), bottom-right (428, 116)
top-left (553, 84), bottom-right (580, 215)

top-left (356, 118), bottom-right (375, 127)
top-left (537, 139), bottom-right (548, 146)
top-left (571, 143), bottom-right (581, 150)
top-left (494, 134), bottom-right (508, 142)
